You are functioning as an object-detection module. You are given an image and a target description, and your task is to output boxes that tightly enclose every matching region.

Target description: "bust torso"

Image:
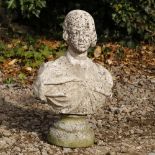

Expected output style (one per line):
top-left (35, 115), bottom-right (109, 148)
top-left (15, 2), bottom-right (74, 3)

top-left (33, 10), bottom-right (113, 114)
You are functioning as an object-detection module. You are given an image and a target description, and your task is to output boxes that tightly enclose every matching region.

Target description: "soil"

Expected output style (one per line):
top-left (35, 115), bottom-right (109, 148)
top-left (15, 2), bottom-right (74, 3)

top-left (0, 65), bottom-right (155, 155)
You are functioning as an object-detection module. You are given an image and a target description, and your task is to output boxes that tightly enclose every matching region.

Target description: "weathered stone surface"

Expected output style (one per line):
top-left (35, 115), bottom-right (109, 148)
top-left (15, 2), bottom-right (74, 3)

top-left (48, 115), bottom-right (94, 148)
top-left (33, 10), bottom-right (113, 115)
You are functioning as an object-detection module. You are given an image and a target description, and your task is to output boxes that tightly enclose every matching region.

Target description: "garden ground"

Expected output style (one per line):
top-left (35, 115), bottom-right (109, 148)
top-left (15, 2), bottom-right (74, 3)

top-left (0, 37), bottom-right (155, 155)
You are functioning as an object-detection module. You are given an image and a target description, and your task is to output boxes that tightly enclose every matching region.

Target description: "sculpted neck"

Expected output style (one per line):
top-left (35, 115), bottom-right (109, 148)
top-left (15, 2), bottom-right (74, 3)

top-left (67, 46), bottom-right (87, 60)
top-left (66, 46), bottom-right (88, 66)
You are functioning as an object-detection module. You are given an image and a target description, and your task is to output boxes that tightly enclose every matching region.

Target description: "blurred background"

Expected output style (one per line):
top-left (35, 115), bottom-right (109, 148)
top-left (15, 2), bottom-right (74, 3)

top-left (0, 0), bottom-right (154, 85)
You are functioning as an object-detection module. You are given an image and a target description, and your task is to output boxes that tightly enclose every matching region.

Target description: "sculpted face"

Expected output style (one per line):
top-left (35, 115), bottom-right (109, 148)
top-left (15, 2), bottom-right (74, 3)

top-left (68, 23), bottom-right (92, 53)
top-left (63, 10), bottom-right (97, 53)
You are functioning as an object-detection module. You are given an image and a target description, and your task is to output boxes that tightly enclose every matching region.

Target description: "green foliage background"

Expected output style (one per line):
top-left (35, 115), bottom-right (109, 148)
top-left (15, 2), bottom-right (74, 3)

top-left (5, 0), bottom-right (155, 43)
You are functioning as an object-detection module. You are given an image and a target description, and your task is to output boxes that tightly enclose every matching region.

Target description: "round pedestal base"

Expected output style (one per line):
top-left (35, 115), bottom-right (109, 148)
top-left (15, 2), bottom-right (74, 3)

top-left (48, 115), bottom-right (94, 148)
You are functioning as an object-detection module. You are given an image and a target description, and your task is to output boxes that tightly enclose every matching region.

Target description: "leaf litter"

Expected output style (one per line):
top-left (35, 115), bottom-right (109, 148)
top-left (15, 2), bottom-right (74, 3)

top-left (0, 37), bottom-right (154, 85)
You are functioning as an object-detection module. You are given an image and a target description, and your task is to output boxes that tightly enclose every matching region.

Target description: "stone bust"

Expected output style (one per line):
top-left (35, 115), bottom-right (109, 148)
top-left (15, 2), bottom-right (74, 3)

top-left (33, 10), bottom-right (113, 115)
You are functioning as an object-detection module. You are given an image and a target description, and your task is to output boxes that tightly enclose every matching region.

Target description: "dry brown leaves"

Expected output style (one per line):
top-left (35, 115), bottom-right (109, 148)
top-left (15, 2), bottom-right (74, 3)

top-left (0, 58), bottom-right (35, 85)
top-left (0, 39), bottom-right (154, 85)
top-left (38, 39), bottom-right (61, 49)
top-left (0, 38), bottom-right (62, 85)
top-left (93, 43), bottom-right (155, 76)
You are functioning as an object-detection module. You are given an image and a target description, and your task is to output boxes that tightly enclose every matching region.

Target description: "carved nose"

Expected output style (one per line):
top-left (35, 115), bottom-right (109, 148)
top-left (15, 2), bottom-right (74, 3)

top-left (79, 34), bottom-right (84, 42)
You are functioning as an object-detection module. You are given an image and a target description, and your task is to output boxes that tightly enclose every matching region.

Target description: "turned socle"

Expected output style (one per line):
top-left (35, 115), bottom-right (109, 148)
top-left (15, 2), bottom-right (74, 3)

top-left (47, 115), bottom-right (95, 148)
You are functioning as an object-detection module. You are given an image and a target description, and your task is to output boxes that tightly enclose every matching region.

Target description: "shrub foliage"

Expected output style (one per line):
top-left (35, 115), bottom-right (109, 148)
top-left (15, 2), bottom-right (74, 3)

top-left (111, 0), bottom-right (155, 42)
top-left (5, 0), bottom-right (155, 42)
top-left (7, 0), bottom-right (46, 17)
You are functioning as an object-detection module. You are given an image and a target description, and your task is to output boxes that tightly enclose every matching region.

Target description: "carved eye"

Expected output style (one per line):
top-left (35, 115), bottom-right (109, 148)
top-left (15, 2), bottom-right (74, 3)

top-left (86, 23), bottom-right (89, 29)
top-left (72, 31), bottom-right (78, 36)
top-left (75, 31), bottom-right (79, 35)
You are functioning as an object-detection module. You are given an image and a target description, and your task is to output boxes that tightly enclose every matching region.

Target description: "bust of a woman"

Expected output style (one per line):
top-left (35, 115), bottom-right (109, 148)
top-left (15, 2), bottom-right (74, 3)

top-left (33, 10), bottom-right (113, 115)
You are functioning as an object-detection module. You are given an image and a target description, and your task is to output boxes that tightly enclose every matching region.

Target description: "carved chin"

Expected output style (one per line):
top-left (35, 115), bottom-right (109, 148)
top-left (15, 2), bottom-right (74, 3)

top-left (77, 47), bottom-right (88, 53)
top-left (71, 45), bottom-right (89, 53)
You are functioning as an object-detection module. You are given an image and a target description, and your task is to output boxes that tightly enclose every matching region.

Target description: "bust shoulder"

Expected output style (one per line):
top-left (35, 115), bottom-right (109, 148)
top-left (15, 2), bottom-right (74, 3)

top-left (95, 63), bottom-right (113, 86)
top-left (38, 56), bottom-right (68, 73)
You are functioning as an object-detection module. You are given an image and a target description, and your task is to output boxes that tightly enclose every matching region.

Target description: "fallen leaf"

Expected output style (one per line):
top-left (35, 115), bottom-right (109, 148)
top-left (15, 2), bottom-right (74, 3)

top-left (94, 46), bottom-right (102, 58)
top-left (47, 55), bottom-right (54, 61)
top-left (107, 59), bottom-right (113, 65)
top-left (8, 59), bottom-right (17, 65)
top-left (24, 67), bottom-right (32, 72)
top-left (7, 44), bottom-right (13, 48)
top-left (23, 45), bottom-right (28, 50)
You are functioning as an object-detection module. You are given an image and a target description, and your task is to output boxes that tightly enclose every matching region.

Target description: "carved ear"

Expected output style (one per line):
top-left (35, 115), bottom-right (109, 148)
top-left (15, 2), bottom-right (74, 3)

top-left (63, 30), bottom-right (68, 42)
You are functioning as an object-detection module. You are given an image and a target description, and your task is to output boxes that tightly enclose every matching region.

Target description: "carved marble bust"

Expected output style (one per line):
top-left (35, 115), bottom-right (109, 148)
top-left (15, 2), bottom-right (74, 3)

top-left (33, 10), bottom-right (113, 115)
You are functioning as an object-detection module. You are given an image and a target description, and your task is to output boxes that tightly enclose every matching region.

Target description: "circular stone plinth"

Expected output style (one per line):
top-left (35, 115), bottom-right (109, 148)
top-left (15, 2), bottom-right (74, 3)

top-left (48, 115), bottom-right (94, 148)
